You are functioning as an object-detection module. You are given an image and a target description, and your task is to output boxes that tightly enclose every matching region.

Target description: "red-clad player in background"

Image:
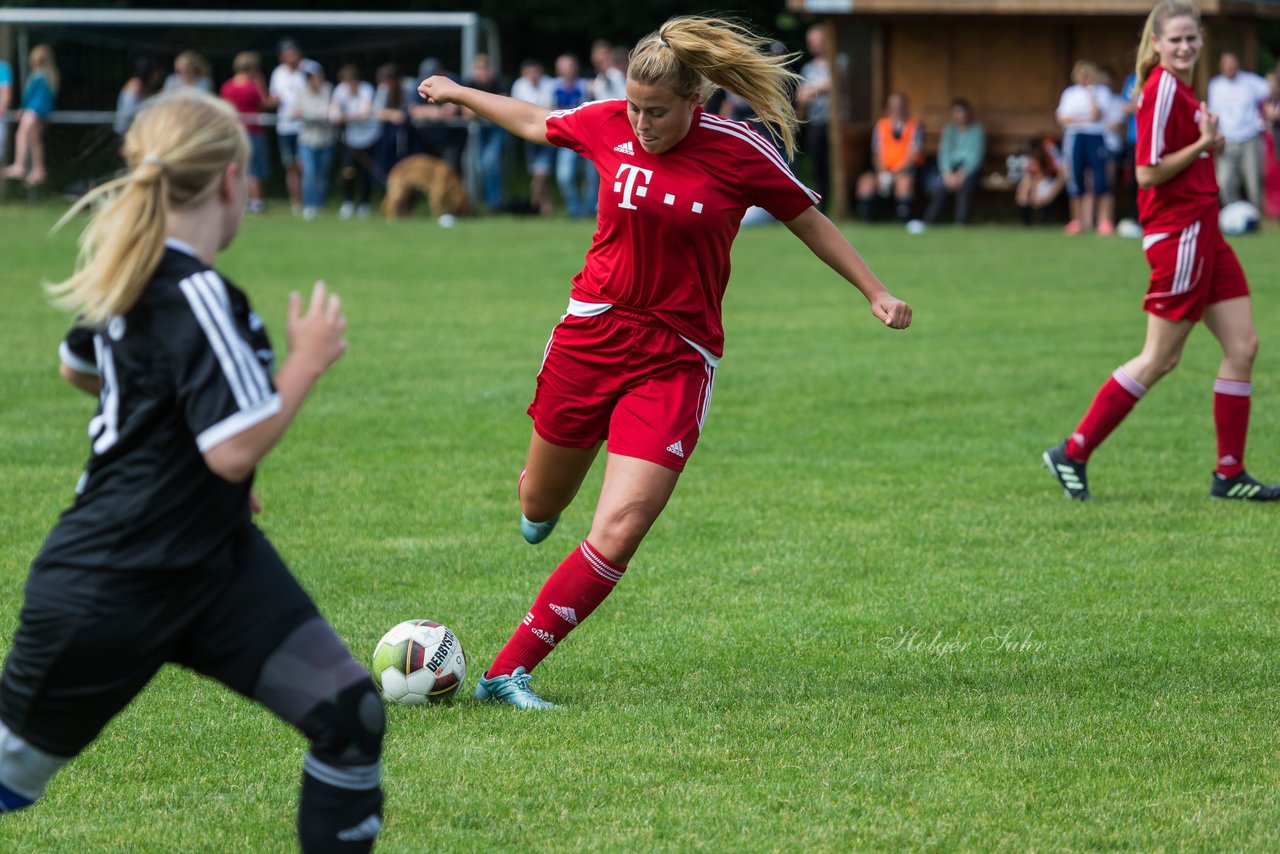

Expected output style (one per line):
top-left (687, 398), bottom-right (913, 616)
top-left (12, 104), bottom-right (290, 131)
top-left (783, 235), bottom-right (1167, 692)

top-left (420, 16), bottom-right (912, 709)
top-left (1045, 0), bottom-right (1279, 502)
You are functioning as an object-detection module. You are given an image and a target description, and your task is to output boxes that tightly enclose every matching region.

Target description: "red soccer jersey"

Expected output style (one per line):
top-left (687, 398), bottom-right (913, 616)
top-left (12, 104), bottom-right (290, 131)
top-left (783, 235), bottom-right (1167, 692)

top-left (1135, 66), bottom-right (1218, 232)
top-left (544, 101), bottom-right (819, 359)
top-left (219, 77), bottom-right (267, 136)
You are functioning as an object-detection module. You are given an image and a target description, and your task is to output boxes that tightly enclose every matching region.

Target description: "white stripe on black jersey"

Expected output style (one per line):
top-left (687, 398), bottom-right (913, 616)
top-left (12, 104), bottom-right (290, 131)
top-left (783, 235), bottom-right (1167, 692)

top-left (38, 244), bottom-right (280, 572)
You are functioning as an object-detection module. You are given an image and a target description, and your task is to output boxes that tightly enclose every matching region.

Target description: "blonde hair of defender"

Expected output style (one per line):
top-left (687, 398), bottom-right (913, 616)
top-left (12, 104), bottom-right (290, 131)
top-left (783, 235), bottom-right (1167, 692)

top-left (1135, 0), bottom-right (1203, 83)
top-left (50, 90), bottom-right (248, 327)
top-left (628, 16), bottom-right (804, 160)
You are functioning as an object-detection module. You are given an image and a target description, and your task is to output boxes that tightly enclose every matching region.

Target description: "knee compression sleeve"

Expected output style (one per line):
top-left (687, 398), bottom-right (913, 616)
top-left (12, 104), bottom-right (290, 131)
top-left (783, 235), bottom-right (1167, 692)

top-left (0, 721), bottom-right (69, 812)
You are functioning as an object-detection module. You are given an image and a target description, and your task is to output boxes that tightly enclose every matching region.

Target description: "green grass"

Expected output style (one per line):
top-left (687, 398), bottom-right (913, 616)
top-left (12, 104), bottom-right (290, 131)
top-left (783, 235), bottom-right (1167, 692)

top-left (2, 205), bottom-right (1279, 851)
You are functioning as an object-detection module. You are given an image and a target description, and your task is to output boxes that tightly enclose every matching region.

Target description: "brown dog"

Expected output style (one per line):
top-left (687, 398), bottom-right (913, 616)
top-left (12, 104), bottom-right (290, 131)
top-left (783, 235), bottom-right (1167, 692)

top-left (381, 154), bottom-right (470, 220)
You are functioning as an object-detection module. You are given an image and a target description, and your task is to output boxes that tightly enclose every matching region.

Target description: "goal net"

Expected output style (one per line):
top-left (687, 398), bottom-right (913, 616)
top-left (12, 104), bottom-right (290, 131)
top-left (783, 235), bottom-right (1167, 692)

top-left (0, 9), bottom-right (499, 198)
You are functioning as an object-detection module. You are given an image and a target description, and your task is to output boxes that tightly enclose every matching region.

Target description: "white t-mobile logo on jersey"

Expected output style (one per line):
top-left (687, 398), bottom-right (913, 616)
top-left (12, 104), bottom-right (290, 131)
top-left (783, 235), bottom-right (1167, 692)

top-left (614, 163), bottom-right (654, 210)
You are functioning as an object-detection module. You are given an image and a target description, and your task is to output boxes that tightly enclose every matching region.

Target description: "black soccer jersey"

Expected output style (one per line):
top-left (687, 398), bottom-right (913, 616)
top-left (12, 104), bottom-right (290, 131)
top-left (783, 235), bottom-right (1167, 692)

top-left (39, 239), bottom-right (280, 571)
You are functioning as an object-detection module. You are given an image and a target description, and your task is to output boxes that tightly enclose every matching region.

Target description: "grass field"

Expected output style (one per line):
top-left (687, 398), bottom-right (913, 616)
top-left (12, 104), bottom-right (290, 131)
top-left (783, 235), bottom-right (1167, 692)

top-left (2, 205), bottom-right (1279, 851)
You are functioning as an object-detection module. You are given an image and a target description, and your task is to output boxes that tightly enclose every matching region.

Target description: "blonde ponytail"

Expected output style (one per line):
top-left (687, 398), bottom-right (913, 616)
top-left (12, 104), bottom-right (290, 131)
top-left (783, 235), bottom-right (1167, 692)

top-left (1136, 0), bottom-right (1202, 84)
top-left (629, 16), bottom-right (803, 159)
top-left (50, 90), bottom-right (248, 326)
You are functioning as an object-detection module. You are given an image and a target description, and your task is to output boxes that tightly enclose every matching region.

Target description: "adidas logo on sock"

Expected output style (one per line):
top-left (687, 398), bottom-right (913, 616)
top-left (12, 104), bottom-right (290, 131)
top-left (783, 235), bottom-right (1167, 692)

top-left (666, 440), bottom-right (684, 458)
top-left (549, 603), bottom-right (579, 625)
top-left (531, 627), bottom-right (557, 647)
top-left (613, 141), bottom-right (635, 155)
top-left (1220, 455), bottom-right (1239, 466)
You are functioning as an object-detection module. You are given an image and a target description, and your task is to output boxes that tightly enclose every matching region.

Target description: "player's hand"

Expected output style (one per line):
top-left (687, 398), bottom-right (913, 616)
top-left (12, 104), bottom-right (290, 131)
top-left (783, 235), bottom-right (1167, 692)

top-left (872, 293), bottom-right (912, 330)
top-left (1198, 103), bottom-right (1220, 147)
top-left (418, 75), bottom-right (462, 106)
top-left (286, 281), bottom-right (348, 376)
top-left (249, 490), bottom-right (263, 514)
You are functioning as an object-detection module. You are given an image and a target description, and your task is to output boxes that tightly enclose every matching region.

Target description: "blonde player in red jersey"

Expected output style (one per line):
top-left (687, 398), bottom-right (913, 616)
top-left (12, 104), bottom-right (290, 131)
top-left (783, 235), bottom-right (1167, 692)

top-left (419, 16), bottom-right (912, 708)
top-left (1045, 0), bottom-right (1279, 503)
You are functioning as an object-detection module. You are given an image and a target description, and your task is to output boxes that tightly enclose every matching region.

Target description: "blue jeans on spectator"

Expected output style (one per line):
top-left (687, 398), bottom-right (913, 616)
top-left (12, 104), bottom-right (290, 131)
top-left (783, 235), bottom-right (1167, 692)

top-left (299, 143), bottom-right (333, 211)
top-left (555, 147), bottom-right (597, 218)
top-left (476, 124), bottom-right (507, 212)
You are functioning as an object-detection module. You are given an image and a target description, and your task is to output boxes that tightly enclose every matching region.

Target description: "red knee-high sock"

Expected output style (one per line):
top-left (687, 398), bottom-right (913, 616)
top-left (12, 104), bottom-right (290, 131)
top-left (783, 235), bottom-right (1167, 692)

top-left (1065, 368), bottom-right (1147, 461)
top-left (1214, 378), bottom-right (1251, 478)
top-left (487, 541), bottom-right (626, 677)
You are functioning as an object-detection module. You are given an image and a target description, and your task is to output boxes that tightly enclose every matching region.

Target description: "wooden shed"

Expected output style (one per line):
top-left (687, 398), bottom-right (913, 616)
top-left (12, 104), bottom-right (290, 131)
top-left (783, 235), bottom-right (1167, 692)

top-left (790, 0), bottom-right (1280, 216)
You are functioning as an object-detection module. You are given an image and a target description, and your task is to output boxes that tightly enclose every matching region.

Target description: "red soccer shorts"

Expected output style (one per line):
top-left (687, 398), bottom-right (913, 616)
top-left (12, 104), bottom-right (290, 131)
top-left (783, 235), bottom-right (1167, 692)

top-left (527, 309), bottom-right (716, 472)
top-left (1143, 212), bottom-right (1249, 322)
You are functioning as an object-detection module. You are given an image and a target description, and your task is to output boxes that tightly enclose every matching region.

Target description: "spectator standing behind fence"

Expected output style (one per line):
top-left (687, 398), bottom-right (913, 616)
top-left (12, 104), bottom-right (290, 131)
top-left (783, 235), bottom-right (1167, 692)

top-left (164, 50), bottom-right (213, 94)
top-left (294, 60), bottom-right (335, 221)
top-left (409, 58), bottom-right (467, 174)
top-left (1057, 60), bottom-right (1115, 235)
top-left (590, 39), bottom-right (627, 101)
top-left (330, 65), bottom-right (379, 219)
top-left (923, 98), bottom-right (985, 226)
top-left (510, 58), bottom-right (555, 215)
top-left (0, 59), bottom-right (11, 172)
top-left (3, 44), bottom-right (59, 188)
top-left (461, 54), bottom-right (509, 213)
top-left (855, 92), bottom-right (923, 223)
top-left (372, 63), bottom-right (410, 182)
top-left (1265, 72), bottom-right (1280, 218)
top-left (114, 58), bottom-right (165, 148)
top-left (1208, 52), bottom-right (1270, 209)
top-left (1015, 135), bottom-right (1066, 225)
top-left (270, 39), bottom-right (307, 215)
top-left (797, 24), bottom-right (845, 209)
top-left (551, 54), bottom-right (596, 218)
top-left (220, 52), bottom-right (270, 214)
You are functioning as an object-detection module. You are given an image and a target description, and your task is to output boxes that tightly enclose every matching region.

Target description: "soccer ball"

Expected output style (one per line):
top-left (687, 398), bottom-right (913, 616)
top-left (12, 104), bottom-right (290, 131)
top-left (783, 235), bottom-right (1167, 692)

top-left (1219, 201), bottom-right (1260, 236)
top-left (371, 620), bottom-right (467, 705)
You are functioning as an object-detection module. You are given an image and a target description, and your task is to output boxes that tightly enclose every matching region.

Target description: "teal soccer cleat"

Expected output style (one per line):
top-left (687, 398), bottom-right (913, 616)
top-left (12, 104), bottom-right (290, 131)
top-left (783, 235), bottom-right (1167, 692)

top-left (520, 513), bottom-right (560, 544)
top-left (474, 667), bottom-right (558, 710)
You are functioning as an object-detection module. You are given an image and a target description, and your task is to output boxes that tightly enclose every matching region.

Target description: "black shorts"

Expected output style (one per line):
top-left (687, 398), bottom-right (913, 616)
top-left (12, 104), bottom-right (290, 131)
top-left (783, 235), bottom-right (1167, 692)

top-left (0, 525), bottom-right (319, 757)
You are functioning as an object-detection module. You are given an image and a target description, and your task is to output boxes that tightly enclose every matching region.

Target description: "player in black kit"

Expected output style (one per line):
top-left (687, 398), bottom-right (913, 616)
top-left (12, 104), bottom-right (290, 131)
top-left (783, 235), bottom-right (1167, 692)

top-left (0, 90), bottom-right (383, 852)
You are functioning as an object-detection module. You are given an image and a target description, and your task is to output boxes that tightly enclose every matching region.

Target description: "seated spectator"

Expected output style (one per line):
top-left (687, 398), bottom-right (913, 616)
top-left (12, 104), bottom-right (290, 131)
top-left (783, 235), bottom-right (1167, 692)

top-left (3, 44), bottom-right (60, 187)
top-left (219, 51), bottom-right (271, 213)
top-left (164, 50), bottom-right (213, 93)
top-left (1014, 135), bottom-right (1067, 226)
top-left (855, 92), bottom-right (923, 223)
top-left (510, 58), bottom-right (555, 215)
top-left (923, 98), bottom-right (985, 225)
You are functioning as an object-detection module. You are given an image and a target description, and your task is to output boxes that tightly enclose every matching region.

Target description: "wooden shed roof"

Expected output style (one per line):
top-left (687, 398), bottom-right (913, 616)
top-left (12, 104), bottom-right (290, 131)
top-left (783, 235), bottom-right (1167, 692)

top-left (788, 0), bottom-right (1280, 17)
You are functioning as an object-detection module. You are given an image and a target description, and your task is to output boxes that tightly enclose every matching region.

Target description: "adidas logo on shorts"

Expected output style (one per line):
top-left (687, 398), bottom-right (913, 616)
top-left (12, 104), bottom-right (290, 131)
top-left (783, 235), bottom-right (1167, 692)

top-left (666, 440), bottom-right (685, 458)
top-left (613, 141), bottom-right (635, 156)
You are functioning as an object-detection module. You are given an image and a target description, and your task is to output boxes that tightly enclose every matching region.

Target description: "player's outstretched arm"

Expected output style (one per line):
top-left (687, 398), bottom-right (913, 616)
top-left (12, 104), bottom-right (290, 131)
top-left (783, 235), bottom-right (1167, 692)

top-left (784, 206), bottom-right (912, 330)
top-left (418, 75), bottom-right (550, 145)
top-left (203, 281), bottom-right (347, 483)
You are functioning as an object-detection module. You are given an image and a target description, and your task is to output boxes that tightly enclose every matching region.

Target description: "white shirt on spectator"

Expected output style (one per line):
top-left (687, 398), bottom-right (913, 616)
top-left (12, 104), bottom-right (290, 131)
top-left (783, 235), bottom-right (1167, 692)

top-left (331, 80), bottom-right (381, 149)
top-left (511, 75), bottom-right (554, 109)
top-left (270, 64), bottom-right (307, 136)
top-left (1208, 71), bottom-right (1270, 143)
top-left (1057, 84), bottom-right (1112, 136)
